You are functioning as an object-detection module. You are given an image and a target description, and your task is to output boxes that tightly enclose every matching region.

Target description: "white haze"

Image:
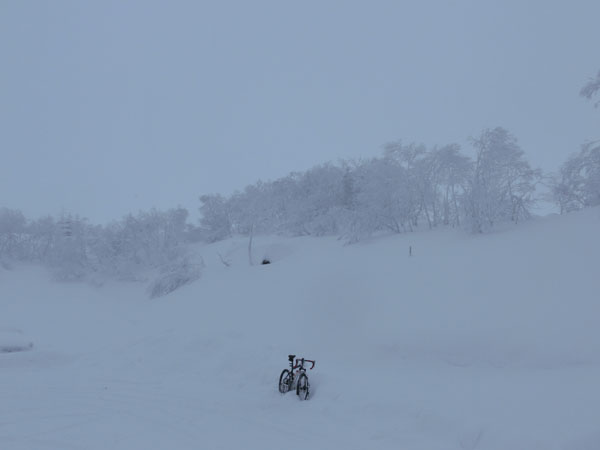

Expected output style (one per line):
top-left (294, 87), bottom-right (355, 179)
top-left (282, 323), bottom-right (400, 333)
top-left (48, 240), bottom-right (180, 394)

top-left (1, 0), bottom-right (598, 223)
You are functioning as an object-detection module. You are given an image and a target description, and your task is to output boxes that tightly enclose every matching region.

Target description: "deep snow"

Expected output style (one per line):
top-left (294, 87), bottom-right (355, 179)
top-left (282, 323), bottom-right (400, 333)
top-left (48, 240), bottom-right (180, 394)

top-left (1, 208), bottom-right (600, 450)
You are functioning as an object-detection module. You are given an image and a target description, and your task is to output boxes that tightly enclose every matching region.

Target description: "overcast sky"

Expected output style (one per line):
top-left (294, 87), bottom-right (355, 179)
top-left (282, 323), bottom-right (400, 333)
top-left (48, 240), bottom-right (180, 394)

top-left (1, 0), bottom-right (598, 223)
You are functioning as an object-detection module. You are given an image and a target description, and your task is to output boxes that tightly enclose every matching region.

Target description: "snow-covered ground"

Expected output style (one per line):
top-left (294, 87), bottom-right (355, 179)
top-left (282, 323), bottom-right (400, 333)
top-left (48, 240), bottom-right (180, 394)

top-left (1, 208), bottom-right (599, 450)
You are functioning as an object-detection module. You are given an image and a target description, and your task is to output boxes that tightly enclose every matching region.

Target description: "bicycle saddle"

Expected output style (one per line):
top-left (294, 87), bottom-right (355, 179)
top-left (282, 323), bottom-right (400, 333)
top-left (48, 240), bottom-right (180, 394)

top-left (288, 354), bottom-right (296, 362)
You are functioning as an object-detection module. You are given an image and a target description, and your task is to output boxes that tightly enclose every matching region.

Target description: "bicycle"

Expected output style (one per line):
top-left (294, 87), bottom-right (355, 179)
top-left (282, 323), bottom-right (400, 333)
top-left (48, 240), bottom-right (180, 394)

top-left (278, 354), bottom-right (315, 400)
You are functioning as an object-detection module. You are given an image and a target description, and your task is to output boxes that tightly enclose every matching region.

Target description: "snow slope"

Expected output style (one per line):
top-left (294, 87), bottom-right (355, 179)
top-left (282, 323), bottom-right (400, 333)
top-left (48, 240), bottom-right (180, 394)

top-left (1, 208), bottom-right (599, 450)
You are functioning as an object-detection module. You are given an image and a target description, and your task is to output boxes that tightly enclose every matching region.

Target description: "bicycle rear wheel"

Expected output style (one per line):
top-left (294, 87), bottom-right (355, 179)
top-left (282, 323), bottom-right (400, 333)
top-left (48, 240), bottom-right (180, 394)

top-left (296, 373), bottom-right (309, 400)
top-left (279, 369), bottom-right (292, 393)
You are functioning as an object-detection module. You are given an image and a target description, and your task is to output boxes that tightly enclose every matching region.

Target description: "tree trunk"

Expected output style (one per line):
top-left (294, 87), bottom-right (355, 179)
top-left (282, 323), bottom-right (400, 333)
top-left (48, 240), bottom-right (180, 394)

top-left (248, 224), bottom-right (254, 266)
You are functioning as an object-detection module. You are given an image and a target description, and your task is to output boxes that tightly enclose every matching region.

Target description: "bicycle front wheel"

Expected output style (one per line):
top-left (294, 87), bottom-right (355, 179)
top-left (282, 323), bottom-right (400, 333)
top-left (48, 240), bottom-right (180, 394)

top-left (296, 373), bottom-right (309, 400)
top-left (279, 369), bottom-right (292, 393)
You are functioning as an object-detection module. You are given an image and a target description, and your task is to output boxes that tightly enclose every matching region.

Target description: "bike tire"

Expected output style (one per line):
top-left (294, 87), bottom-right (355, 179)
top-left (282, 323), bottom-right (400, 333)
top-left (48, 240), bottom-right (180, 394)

top-left (279, 369), bottom-right (291, 393)
top-left (296, 373), bottom-right (309, 400)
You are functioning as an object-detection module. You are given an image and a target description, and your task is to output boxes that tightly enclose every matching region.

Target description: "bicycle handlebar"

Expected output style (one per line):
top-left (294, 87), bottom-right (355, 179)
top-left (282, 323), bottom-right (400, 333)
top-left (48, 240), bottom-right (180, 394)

top-left (294, 358), bottom-right (315, 370)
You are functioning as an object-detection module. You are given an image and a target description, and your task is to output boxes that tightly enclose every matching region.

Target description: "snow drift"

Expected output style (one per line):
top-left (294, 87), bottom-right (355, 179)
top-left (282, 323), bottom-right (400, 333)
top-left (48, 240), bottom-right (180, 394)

top-left (1, 207), bottom-right (599, 450)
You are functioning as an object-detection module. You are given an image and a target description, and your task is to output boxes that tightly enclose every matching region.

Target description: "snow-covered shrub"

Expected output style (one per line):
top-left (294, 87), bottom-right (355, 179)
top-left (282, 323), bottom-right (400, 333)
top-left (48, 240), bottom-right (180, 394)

top-left (0, 329), bottom-right (33, 353)
top-left (148, 258), bottom-right (201, 299)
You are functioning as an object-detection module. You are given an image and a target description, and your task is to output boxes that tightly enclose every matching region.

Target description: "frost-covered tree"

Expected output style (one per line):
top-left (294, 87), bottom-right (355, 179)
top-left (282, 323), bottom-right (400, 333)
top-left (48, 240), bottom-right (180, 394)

top-left (425, 145), bottom-right (471, 227)
top-left (0, 206), bottom-right (192, 282)
top-left (347, 157), bottom-right (413, 239)
top-left (284, 165), bottom-right (346, 236)
top-left (0, 208), bottom-right (27, 260)
top-left (553, 143), bottom-right (600, 212)
top-left (192, 132), bottom-right (540, 242)
top-left (382, 141), bottom-right (427, 229)
top-left (24, 215), bottom-right (57, 262)
top-left (465, 127), bottom-right (540, 232)
top-left (340, 166), bottom-right (357, 210)
top-left (228, 183), bottom-right (271, 236)
top-left (50, 214), bottom-right (90, 281)
top-left (581, 69), bottom-right (600, 107)
top-left (199, 194), bottom-right (232, 242)
top-left (375, 141), bottom-right (470, 231)
top-left (213, 165), bottom-right (348, 239)
top-left (553, 69), bottom-right (600, 212)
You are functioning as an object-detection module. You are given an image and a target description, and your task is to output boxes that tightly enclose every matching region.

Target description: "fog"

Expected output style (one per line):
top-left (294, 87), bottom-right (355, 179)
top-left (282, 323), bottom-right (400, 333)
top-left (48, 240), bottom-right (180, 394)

top-left (1, 0), bottom-right (597, 223)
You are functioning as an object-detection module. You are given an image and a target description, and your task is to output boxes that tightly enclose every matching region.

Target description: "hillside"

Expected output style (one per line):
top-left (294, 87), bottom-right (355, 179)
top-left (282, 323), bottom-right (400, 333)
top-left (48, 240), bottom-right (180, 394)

top-left (1, 208), bottom-right (599, 450)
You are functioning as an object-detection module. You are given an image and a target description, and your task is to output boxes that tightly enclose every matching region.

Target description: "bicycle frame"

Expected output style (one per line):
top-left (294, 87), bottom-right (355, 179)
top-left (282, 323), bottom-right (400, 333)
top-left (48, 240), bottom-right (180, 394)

top-left (293, 358), bottom-right (315, 372)
top-left (283, 356), bottom-right (315, 383)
